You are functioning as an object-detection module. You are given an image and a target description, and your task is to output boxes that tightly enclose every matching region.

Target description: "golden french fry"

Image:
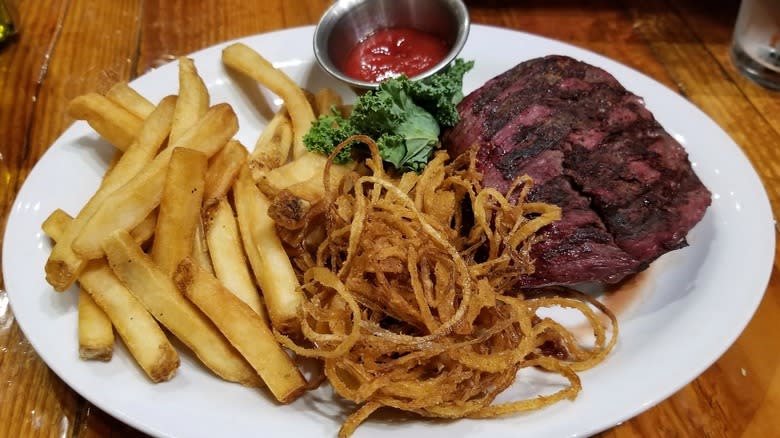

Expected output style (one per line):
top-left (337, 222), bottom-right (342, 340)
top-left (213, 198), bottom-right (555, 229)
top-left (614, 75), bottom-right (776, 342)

top-left (303, 88), bottom-right (316, 115)
top-left (191, 218), bottom-right (214, 274)
top-left (43, 211), bottom-right (179, 382)
top-left (313, 87), bottom-right (343, 117)
top-left (170, 57), bottom-right (210, 145)
top-left (72, 103), bottom-right (238, 260)
top-left (174, 258), bottom-right (305, 403)
top-left (257, 152), bottom-right (329, 193)
top-left (203, 198), bottom-right (264, 317)
top-left (221, 44), bottom-right (353, 202)
top-left (257, 152), bottom-right (352, 202)
top-left (252, 106), bottom-right (288, 156)
top-left (250, 112), bottom-right (293, 178)
top-left (103, 230), bottom-right (261, 386)
top-left (106, 82), bottom-right (155, 120)
top-left (337, 103), bottom-right (353, 118)
top-left (46, 207), bottom-right (156, 251)
top-left (233, 167), bottom-right (302, 331)
top-left (105, 151), bottom-right (122, 175)
top-left (132, 209), bottom-right (157, 247)
top-left (41, 209), bottom-right (71, 239)
top-left (78, 286), bottom-right (114, 361)
top-left (67, 93), bottom-right (144, 152)
top-left (285, 175), bottom-right (334, 204)
top-left (150, 147), bottom-right (208, 274)
top-left (222, 43), bottom-right (314, 159)
top-left (80, 259), bottom-right (180, 382)
top-left (45, 95), bottom-right (178, 291)
top-left (203, 139), bottom-right (247, 206)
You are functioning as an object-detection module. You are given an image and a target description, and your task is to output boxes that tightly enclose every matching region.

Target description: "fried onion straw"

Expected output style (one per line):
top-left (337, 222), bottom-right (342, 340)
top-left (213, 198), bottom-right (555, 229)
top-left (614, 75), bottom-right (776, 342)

top-left (270, 137), bottom-right (618, 437)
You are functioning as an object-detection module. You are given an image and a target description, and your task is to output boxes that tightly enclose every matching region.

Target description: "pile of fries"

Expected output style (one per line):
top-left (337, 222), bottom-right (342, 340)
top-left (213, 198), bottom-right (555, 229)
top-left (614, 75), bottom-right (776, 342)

top-left (42, 42), bottom-right (617, 438)
top-left (42, 43), bottom-right (348, 403)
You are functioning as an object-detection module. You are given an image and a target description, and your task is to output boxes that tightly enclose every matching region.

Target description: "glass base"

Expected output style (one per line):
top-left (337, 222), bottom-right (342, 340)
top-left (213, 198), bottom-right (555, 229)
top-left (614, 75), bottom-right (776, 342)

top-left (730, 44), bottom-right (780, 91)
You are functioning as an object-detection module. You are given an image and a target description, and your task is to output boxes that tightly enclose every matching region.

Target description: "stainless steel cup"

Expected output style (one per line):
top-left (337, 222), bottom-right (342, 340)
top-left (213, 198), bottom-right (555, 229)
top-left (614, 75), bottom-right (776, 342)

top-left (313, 0), bottom-right (470, 90)
top-left (730, 0), bottom-right (780, 90)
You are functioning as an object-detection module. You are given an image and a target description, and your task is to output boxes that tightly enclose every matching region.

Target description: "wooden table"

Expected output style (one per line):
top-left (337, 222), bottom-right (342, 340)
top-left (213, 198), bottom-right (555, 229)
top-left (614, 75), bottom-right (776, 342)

top-left (0, 0), bottom-right (777, 436)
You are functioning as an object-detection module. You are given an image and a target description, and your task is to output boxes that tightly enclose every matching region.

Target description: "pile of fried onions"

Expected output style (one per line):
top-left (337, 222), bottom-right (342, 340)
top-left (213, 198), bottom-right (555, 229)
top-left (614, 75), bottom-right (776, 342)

top-left (270, 137), bottom-right (618, 437)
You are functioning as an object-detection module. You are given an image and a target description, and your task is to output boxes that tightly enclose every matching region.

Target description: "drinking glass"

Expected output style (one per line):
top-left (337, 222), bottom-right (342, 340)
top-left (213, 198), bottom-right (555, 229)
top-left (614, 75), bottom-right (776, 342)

top-left (730, 0), bottom-right (780, 90)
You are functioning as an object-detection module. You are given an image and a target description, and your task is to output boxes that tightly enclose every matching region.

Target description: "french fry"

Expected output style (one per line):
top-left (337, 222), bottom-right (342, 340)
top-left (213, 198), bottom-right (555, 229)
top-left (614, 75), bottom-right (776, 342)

top-left (203, 139), bottom-right (248, 206)
top-left (104, 151), bottom-right (122, 175)
top-left (222, 44), bottom-right (354, 202)
top-left (82, 260), bottom-right (181, 382)
top-left (132, 209), bottom-right (158, 247)
top-left (249, 111), bottom-right (292, 178)
top-left (150, 147), bottom-right (208, 274)
top-left (222, 43), bottom-right (315, 159)
top-left (67, 93), bottom-right (144, 152)
top-left (203, 198), bottom-right (264, 317)
top-left (80, 259), bottom-right (181, 382)
top-left (252, 106), bottom-right (288, 156)
top-left (77, 286), bottom-right (114, 361)
top-left (256, 152), bottom-right (351, 202)
top-left (103, 230), bottom-right (262, 386)
top-left (170, 57), bottom-right (210, 145)
top-left (106, 82), bottom-right (155, 120)
top-left (303, 88), bottom-right (316, 115)
top-left (40, 209), bottom-right (70, 238)
top-left (43, 211), bottom-right (179, 382)
top-left (46, 207), bottom-right (156, 251)
top-left (233, 166), bottom-right (302, 330)
top-left (256, 151), bottom-right (329, 194)
top-left (191, 218), bottom-right (214, 274)
top-left (174, 258), bottom-right (305, 403)
top-left (72, 103), bottom-right (238, 260)
top-left (285, 175), bottom-right (335, 204)
top-left (45, 95), bottom-right (177, 291)
top-left (313, 87), bottom-right (343, 117)
top-left (337, 103), bottom-right (353, 118)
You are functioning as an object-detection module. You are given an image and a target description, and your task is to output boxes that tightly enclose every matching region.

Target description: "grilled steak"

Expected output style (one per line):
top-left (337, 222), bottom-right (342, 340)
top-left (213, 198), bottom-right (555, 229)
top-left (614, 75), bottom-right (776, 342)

top-left (443, 55), bottom-right (712, 287)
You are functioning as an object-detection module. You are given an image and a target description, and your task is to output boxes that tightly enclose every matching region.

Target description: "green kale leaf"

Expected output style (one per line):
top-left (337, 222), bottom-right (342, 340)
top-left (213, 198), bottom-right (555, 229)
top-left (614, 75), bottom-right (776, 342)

top-left (301, 111), bottom-right (356, 164)
top-left (408, 58), bottom-right (475, 127)
top-left (303, 58), bottom-right (473, 173)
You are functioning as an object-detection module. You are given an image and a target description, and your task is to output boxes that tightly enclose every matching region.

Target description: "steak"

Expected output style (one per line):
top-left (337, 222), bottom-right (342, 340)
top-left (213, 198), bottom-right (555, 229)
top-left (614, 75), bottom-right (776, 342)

top-left (442, 55), bottom-right (712, 287)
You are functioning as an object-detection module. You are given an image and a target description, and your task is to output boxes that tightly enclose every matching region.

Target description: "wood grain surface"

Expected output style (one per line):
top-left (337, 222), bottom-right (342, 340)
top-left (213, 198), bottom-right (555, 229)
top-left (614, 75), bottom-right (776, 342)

top-left (0, 0), bottom-right (777, 437)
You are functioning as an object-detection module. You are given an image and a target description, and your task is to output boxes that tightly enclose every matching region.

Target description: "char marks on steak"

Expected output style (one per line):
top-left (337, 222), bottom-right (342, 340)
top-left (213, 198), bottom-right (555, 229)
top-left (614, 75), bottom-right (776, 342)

top-left (443, 55), bottom-right (711, 287)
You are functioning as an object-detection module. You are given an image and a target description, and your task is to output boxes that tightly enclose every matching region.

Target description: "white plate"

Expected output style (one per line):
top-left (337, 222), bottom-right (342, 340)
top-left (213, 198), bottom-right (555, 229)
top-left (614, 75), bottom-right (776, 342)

top-left (3, 25), bottom-right (775, 438)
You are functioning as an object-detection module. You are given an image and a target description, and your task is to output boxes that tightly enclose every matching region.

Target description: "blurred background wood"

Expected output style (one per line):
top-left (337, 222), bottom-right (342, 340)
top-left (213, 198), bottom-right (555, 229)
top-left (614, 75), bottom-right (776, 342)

top-left (0, 0), bottom-right (776, 436)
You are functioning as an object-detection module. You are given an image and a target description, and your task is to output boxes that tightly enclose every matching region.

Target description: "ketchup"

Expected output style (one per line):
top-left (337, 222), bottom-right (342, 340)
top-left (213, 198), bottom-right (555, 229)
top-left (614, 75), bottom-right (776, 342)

top-left (342, 27), bottom-right (450, 83)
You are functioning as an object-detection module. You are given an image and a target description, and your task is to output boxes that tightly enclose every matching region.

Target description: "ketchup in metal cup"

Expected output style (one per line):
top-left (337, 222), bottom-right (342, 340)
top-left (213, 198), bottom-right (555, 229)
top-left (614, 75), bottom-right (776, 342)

top-left (342, 27), bottom-right (450, 83)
